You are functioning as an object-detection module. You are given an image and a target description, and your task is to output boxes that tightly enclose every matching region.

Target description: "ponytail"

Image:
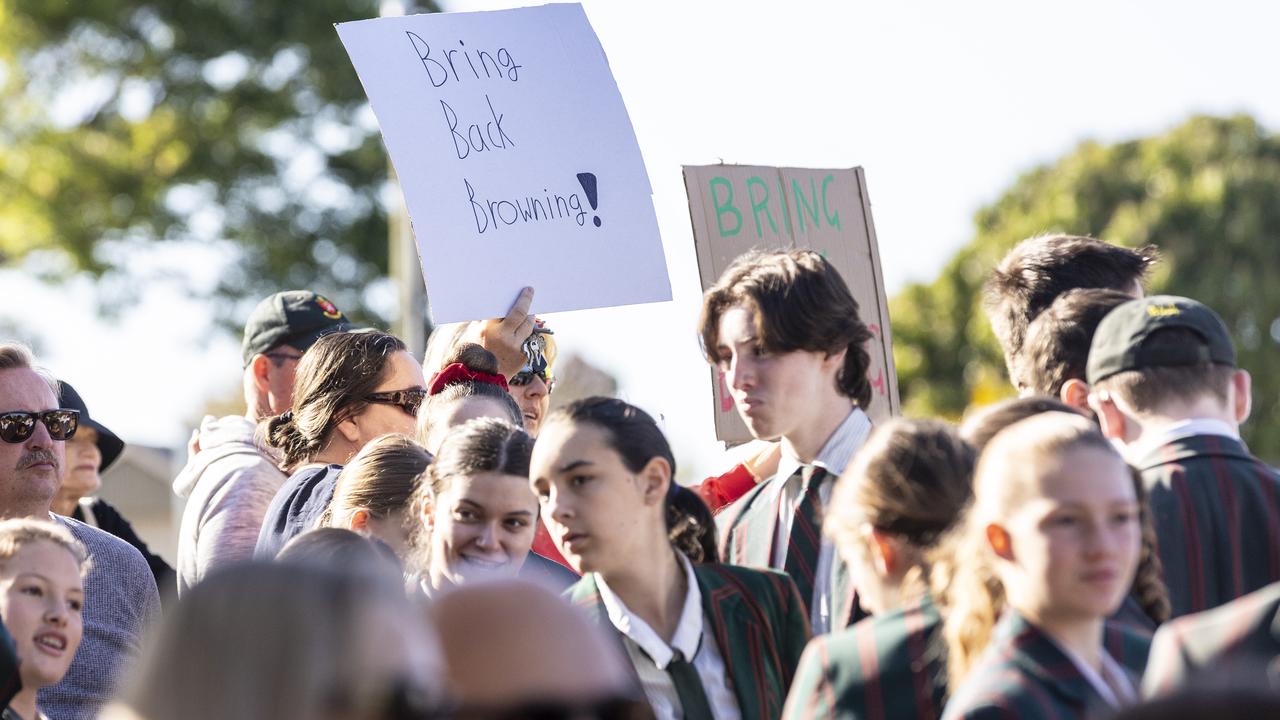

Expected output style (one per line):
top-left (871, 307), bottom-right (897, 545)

top-left (940, 511), bottom-right (1006, 693)
top-left (666, 485), bottom-right (719, 564)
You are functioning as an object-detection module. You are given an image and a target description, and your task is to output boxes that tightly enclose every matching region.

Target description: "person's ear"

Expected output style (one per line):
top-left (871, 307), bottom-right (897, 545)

top-left (1059, 379), bottom-right (1092, 413)
top-left (335, 413), bottom-right (362, 444)
top-left (1232, 369), bottom-right (1252, 425)
top-left (348, 508), bottom-right (371, 533)
top-left (251, 354), bottom-right (273, 393)
top-left (868, 527), bottom-right (898, 576)
top-left (419, 495), bottom-right (436, 530)
top-left (638, 456), bottom-right (672, 506)
top-left (986, 523), bottom-right (1014, 561)
top-left (822, 346), bottom-right (848, 374)
top-left (1089, 389), bottom-right (1128, 441)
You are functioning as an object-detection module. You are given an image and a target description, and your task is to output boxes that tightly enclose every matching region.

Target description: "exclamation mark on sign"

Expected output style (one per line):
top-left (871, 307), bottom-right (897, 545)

top-left (576, 172), bottom-right (601, 227)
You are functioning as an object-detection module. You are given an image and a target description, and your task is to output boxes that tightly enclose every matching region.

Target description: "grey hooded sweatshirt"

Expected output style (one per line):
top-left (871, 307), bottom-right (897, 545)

top-left (172, 414), bottom-right (286, 595)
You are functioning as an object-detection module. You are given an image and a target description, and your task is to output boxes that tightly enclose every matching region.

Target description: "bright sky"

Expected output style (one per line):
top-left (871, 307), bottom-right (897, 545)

top-left (6, 0), bottom-right (1280, 481)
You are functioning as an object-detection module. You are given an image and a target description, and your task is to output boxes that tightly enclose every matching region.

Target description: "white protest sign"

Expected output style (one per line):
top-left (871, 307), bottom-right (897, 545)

top-left (336, 4), bottom-right (671, 323)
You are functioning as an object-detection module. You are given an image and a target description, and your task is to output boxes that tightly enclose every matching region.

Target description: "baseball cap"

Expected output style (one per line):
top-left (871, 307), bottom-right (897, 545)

top-left (1086, 295), bottom-right (1236, 386)
top-left (241, 291), bottom-right (352, 367)
top-left (57, 381), bottom-right (126, 472)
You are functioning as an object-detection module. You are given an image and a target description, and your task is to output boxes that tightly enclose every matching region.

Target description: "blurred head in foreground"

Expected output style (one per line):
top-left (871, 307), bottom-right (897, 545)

top-left (432, 579), bottom-right (651, 718)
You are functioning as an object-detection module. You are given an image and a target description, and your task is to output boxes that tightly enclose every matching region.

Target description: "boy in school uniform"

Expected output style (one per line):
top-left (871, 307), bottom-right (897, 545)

top-left (699, 249), bottom-right (876, 635)
top-left (984, 233), bottom-right (1156, 392)
top-left (1087, 295), bottom-right (1280, 618)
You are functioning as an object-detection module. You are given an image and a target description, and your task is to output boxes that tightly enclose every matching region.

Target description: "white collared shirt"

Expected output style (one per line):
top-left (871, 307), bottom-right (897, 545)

top-left (1057, 641), bottom-right (1139, 708)
top-left (1126, 417), bottom-right (1240, 464)
top-left (770, 407), bottom-right (872, 635)
top-left (595, 554), bottom-right (742, 720)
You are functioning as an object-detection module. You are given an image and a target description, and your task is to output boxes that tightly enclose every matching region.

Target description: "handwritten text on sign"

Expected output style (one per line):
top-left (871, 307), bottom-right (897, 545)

top-left (337, 4), bottom-right (671, 323)
top-left (683, 166), bottom-right (899, 445)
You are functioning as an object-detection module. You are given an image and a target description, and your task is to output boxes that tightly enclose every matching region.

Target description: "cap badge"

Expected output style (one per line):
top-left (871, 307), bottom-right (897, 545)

top-left (1146, 305), bottom-right (1181, 318)
top-left (315, 295), bottom-right (344, 320)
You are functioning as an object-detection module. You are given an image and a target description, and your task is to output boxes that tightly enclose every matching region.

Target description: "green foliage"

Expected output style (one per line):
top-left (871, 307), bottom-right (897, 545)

top-left (0, 0), bottom-right (438, 326)
top-left (890, 114), bottom-right (1280, 461)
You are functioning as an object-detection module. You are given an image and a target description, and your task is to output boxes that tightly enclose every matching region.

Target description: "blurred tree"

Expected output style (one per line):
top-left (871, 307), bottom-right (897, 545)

top-left (890, 114), bottom-right (1280, 461)
top-left (0, 0), bottom-right (438, 327)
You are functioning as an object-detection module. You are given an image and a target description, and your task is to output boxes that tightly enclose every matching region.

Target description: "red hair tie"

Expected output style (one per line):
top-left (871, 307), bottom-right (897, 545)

top-left (428, 362), bottom-right (510, 395)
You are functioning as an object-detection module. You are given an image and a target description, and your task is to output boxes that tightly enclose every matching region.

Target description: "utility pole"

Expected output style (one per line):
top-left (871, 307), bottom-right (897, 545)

top-left (381, 0), bottom-right (431, 358)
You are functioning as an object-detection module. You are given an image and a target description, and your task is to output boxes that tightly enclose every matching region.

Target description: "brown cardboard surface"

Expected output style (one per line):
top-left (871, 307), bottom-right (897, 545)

top-left (682, 165), bottom-right (899, 445)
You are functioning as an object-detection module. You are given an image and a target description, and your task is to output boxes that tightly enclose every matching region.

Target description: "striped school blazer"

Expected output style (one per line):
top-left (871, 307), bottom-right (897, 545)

top-left (567, 563), bottom-right (811, 720)
top-left (716, 481), bottom-right (865, 631)
top-left (1142, 580), bottom-right (1280, 696)
top-left (1136, 434), bottom-right (1280, 618)
top-left (782, 598), bottom-right (1151, 720)
top-left (782, 595), bottom-right (946, 720)
top-left (941, 612), bottom-right (1151, 720)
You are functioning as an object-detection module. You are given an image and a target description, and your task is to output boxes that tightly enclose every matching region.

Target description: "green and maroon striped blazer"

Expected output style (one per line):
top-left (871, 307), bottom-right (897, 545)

top-left (782, 595), bottom-right (945, 720)
top-left (940, 612), bottom-right (1151, 720)
top-left (1142, 580), bottom-right (1280, 696)
top-left (1137, 434), bottom-right (1280, 618)
top-left (567, 563), bottom-right (811, 720)
top-left (716, 480), bottom-right (865, 631)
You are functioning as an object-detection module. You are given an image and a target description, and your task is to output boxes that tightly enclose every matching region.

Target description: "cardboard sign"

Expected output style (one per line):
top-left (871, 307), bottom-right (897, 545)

top-left (682, 165), bottom-right (899, 445)
top-left (336, 4), bottom-right (671, 324)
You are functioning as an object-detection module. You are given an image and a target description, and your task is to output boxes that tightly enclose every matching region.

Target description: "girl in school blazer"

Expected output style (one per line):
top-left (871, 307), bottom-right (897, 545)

top-left (530, 397), bottom-right (810, 720)
top-left (941, 413), bottom-right (1150, 720)
top-left (782, 419), bottom-right (976, 720)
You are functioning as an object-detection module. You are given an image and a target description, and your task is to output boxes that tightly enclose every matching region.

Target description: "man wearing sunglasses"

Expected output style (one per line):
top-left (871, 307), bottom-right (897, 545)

top-left (0, 343), bottom-right (161, 720)
top-left (173, 290), bottom-right (351, 595)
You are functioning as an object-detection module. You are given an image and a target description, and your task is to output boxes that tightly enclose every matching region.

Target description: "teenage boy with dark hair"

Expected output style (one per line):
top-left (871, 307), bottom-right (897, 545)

top-left (700, 249), bottom-right (874, 635)
top-left (1020, 287), bottom-right (1133, 410)
top-left (1087, 295), bottom-right (1280, 618)
top-left (984, 233), bottom-right (1158, 391)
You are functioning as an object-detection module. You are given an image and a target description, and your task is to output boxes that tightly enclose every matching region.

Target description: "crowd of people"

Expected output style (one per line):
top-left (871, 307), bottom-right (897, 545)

top-left (1, 234), bottom-right (1278, 720)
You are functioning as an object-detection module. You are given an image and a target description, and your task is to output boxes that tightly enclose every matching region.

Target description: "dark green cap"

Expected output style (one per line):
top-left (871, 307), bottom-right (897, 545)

top-left (241, 291), bottom-right (351, 367)
top-left (1086, 295), bottom-right (1236, 385)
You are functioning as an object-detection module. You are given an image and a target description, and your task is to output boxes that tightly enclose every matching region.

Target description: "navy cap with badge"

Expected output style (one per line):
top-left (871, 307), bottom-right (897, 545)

top-left (241, 291), bottom-right (352, 367)
top-left (1086, 295), bottom-right (1237, 386)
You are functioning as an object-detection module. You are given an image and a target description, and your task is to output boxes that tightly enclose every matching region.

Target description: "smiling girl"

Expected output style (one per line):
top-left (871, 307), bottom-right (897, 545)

top-left (410, 417), bottom-right (563, 594)
top-left (531, 397), bottom-right (809, 720)
top-left (942, 412), bottom-right (1147, 719)
top-left (0, 519), bottom-right (88, 720)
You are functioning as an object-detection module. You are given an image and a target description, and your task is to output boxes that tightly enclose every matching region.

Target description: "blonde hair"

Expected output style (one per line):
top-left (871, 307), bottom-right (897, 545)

top-left (0, 518), bottom-right (90, 576)
top-left (118, 562), bottom-right (429, 720)
top-left (943, 412), bottom-right (1119, 691)
top-left (826, 418), bottom-right (974, 596)
top-left (321, 433), bottom-right (430, 530)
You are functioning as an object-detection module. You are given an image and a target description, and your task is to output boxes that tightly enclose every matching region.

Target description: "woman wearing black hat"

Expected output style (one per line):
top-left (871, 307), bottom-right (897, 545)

top-left (54, 381), bottom-right (176, 598)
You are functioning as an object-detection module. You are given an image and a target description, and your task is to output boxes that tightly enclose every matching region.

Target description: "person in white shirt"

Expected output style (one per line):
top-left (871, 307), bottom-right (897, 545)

top-left (534, 397), bottom-right (809, 720)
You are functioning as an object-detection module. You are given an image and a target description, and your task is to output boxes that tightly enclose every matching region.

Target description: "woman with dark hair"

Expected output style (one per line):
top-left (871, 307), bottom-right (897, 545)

top-left (410, 417), bottom-right (575, 594)
top-left (254, 329), bottom-right (425, 559)
top-left (531, 397), bottom-right (809, 720)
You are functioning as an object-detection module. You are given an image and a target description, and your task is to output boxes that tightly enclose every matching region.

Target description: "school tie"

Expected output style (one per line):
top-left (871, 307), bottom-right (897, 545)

top-left (667, 650), bottom-right (715, 720)
top-left (784, 465), bottom-right (827, 606)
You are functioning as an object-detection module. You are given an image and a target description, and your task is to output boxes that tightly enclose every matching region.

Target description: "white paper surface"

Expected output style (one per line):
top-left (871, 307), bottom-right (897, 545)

top-left (336, 3), bottom-right (672, 323)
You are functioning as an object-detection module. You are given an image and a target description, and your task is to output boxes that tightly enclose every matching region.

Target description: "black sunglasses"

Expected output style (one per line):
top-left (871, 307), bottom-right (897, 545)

top-left (509, 369), bottom-right (555, 393)
top-left (0, 410), bottom-right (80, 444)
top-left (365, 389), bottom-right (428, 417)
